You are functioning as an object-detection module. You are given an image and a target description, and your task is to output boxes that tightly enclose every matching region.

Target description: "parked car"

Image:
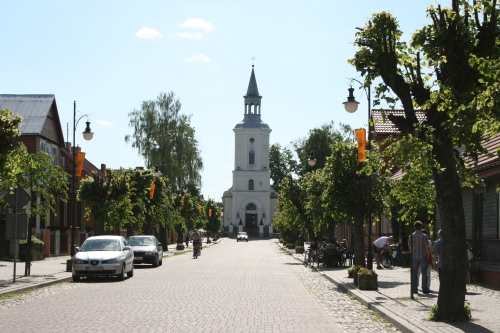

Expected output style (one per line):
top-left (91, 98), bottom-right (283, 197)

top-left (72, 235), bottom-right (134, 282)
top-left (128, 235), bottom-right (163, 267)
top-left (237, 232), bottom-right (248, 242)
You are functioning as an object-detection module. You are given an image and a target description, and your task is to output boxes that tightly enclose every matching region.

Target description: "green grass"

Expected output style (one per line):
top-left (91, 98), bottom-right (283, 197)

top-left (348, 291), bottom-right (356, 300)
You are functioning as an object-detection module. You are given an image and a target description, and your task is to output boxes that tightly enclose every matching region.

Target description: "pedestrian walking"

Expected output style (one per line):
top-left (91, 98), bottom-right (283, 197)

top-left (409, 221), bottom-right (431, 294)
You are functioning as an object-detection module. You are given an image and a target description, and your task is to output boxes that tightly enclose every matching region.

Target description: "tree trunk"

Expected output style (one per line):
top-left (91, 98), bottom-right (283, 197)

top-left (159, 224), bottom-right (168, 251)
top-left (95, 217), bottom-right (104, 236)
top-left (433, 134), bottom-right (468, 321)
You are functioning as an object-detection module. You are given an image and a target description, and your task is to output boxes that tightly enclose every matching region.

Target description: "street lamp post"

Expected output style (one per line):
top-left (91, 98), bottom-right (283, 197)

top-left (343, 80), bottom-right (373, 270)
top-left (71, 101), bottom-right (93, 257)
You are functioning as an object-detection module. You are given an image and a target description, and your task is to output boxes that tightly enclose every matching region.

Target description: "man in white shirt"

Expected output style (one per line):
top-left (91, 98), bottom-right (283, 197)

top-left (373, 236), bottom-right (394, 269)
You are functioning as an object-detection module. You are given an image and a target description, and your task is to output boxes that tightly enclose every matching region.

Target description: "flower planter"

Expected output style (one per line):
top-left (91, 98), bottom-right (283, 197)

top-left (348, 270), bottom-right (354, 278)
top-left (353, 270), bottom-right (359, 285)
top-left (358, 274), bottom-right (378, 290)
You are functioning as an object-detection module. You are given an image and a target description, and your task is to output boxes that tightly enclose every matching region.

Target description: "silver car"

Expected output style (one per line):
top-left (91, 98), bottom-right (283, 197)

top-left (72, 235), bottom-right (134, 282)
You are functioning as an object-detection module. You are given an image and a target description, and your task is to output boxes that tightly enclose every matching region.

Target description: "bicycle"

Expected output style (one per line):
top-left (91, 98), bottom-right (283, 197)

top-left (381, 243), bottom-right (407, 268)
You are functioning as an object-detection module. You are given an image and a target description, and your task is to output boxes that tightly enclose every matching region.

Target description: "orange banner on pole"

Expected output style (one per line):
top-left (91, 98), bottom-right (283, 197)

top-left (208, 209), bottom-right (212, 217)
top-left (75, 152), bottom-right (86, 176)
top-left (149, 184), bottom-right (156, 200)
top-left (355, 128), bottom-right (366, 162)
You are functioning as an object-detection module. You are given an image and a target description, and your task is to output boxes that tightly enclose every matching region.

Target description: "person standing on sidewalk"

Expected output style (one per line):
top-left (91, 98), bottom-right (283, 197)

top-left (373, 236), bottom-right (394, 269)
top-left (409, 221), bottom-right (431, 294)
top-left (419, 229), bottom-right (433, 290)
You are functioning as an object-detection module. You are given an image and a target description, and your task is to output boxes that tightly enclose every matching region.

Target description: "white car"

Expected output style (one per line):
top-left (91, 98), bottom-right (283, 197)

top-left (237, 232), bottom-right (248, 242)
top-left (72, 235), bottom-right (134, 282)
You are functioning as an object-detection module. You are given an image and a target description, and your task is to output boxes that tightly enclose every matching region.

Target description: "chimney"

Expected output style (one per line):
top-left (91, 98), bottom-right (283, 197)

top-left (65, 142), bottom-right (71, 151)
top-left (101, 164), bottom-right (106, 172)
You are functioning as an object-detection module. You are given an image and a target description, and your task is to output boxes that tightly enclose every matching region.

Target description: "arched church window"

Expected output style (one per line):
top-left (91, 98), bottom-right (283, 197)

top-left (248, 179), bottom-right (254, 190)
top-left (246, 203), bottom-right (257, 210)
top-left (249, 150), bottom-right (255, 165)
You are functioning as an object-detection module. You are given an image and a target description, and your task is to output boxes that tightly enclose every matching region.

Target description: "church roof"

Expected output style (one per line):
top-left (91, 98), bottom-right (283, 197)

top-left (245, 67), bottom-right (260, 96)
top-left (235, 114), bottom-right (270, 129)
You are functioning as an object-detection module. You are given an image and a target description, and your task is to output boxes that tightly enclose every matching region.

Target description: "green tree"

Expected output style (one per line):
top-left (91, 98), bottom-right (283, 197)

top-left (293, 122), bottom-right (347, 174)
top-left (125, 91), bottom-right (203, 190)
top-left (269, 143), bottom-right (297, 192)
top-left (0, 109), bottom-right (22, 154)
top-left (0, 109), bottom-right (23, 186)
top-left (349, 1), bottom-right (500, 320)
top-left (204, 199), bottom-right (222, 239)
top-left (322, 140), bottom-right (389, 266)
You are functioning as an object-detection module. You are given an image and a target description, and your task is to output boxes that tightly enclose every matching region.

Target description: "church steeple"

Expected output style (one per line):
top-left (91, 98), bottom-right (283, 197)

top-left (244, 65), bottom-right (262, 115)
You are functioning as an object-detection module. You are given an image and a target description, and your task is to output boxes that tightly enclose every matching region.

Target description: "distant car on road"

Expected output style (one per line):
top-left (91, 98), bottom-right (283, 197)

top-left (127, 235), bottom-right (163, 267)
top-left (237, 232), bottom-right (248, 242)
top-left (72, 235), bottom-right (134, 282)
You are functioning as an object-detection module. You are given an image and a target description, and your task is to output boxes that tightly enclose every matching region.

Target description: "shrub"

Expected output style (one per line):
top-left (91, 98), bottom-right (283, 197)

top-left (295, 246), bottom-right (304, 254)
top-left (176, 243), bottom-right (185, 250)
top-left (286, 243), bottom-right (295, 249)
top-left (358, 267), bottom-right (375, 276)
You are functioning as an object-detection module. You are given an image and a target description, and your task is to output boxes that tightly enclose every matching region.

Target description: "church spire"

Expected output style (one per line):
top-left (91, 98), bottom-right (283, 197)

top-left (244, 65), bottom-right (262, 115)
top-left (246, 66), bottom-right (260, 96)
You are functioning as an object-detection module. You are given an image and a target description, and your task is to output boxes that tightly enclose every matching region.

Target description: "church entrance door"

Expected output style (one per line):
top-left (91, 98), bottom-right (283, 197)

top-left (245, 213), bottom-right (257, 229)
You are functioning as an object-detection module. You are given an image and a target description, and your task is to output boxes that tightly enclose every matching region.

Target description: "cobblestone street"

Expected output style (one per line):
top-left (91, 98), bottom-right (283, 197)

top-left (0, 239), bottom-right (396, 332)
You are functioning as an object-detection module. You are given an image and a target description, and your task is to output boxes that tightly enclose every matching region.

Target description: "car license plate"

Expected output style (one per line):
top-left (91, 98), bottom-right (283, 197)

top-left (86, 266), bottom-right (103, 271)
top-left (134, 257), bottom-right (143, 260)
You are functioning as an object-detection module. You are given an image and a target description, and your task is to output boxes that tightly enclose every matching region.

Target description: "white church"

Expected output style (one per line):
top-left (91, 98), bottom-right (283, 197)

top-left (222, 66), bottom-right (279, 238)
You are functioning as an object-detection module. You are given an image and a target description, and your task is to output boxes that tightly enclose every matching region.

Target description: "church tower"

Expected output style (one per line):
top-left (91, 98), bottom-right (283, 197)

top-left (222, 66), bottom-right (278, 237)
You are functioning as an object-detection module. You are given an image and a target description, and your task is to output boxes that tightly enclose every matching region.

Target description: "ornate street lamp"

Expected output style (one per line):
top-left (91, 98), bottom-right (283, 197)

top-left (343, 80), bottom-right (373, 270)
top-left (308, 151), bottom-right (317, 167)
top-left (71, 101), bottom-right (94, 257)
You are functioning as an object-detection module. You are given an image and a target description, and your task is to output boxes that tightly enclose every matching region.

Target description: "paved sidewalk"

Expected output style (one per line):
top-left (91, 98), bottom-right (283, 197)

top-left (0, 239), bottom-right (218, 297)
top-left (288, 244), bottom-right (500, 333)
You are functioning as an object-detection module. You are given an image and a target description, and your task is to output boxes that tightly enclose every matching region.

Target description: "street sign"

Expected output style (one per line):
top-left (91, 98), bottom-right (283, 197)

top-left (5, 214), bottom-right (28, 240)
top-left (3, 186), bottom-right (31, 209)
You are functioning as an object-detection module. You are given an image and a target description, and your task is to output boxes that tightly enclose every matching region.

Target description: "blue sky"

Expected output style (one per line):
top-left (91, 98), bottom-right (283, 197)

top-left (1, 0), bottom-right (434, 201)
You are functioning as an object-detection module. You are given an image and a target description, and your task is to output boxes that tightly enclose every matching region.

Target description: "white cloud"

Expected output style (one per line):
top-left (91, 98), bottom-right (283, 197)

top-left (97, 120), bottom-right (114, 126)
top-left (178, 32), bottom-right (203, 40)
top-left (185, 53), bottom-right (211, 63)
top-left (180, 18), bottom-right (214, 32)
top-left (135, 27), bottom-right (162, 39)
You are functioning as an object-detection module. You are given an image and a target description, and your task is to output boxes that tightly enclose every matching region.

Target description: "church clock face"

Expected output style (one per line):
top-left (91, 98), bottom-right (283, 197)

top-left (249, 138), bottom-right (255, 143)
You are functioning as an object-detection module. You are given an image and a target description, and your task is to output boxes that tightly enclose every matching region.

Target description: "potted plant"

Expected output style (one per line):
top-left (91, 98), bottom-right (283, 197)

top-left (286, 243), bottom-right (295, 249)
top-left (176, 243), bottom-right (185, 250)
top-left (295, 246), bottom-right (305, 254)
top-left (357, 267), bottom-right (378, 290)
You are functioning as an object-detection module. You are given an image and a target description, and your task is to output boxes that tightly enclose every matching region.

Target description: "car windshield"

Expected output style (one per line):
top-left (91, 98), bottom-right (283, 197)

top-left (79, 239), bottom-right (121, 252)
top-left (128, 238), bottom-right (155, 246)
top-left (238, 232), bottom-right (247, 236)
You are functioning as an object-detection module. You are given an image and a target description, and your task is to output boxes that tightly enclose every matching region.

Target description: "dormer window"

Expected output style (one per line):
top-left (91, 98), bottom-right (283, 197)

top-left (249, 150), bottom-right (255, 165)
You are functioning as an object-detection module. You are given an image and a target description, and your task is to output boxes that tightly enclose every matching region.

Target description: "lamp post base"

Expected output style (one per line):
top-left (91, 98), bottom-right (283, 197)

top-left (367, 251), bottom-right (373, 270)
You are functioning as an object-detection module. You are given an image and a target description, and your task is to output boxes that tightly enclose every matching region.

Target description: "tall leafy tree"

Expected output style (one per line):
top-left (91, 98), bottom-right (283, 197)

top-left (322, 141), bottom-right (389, 266)
top-left (125, 91), bottom-right (203, 190)
top-left (269, 143), bottom-right (297, 192)
top-left (349, 0), bottom-right (500, 320)
top-left (0, 109), bottom-right (23, 186)
top-left (293, 122), bottom-right (347, 175)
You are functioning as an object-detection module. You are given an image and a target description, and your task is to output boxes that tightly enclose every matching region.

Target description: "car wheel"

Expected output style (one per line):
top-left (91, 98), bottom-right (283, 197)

top-left (153, 256), bottom-right (159, 268)
top-left (72, 275), bottom-right (80, 282)
top-left (159, 257), bottom-right (163, 266)
top-left (127, 264), bottom-right (134, 278)
top-left (117, 264), bottom-right (125, 281)
top-left (246, 239), bottom-right (248, 242)
top-left (237, 239), bottom-right (239, 242)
